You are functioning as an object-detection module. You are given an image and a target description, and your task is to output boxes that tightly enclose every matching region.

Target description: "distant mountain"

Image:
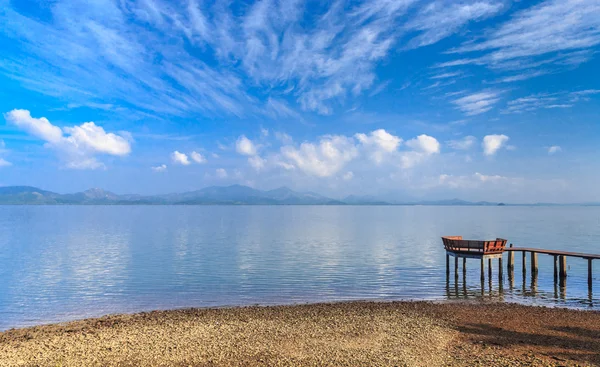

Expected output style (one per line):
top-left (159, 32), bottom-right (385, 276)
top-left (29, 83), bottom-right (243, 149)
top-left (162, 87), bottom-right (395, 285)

top-left (0, 185), bottom-right (344, 205)
top-left (343, 195), bottom-right (391, 205)
top-left (0, 186), bottom-right (61, 204)
top-left (406, 198), bottom-right (500, 206)
top-left (2, 185), bottom-right (590, 206)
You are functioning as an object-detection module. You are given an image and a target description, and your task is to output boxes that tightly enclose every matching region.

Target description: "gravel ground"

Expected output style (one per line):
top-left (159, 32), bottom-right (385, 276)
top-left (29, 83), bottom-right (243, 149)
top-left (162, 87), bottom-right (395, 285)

top-left (0, 301), bottom-right (598, 367)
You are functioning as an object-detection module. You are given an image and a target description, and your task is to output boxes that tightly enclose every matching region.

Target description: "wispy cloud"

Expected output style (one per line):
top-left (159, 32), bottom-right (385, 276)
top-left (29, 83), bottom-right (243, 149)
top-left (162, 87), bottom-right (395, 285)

top-left (0, 0), bottom-right (536, 118)
top-left (505, 89), bottom-right (600, 113)
top-left (151, 164), bottom-right (167, 172)
top-left (443, 0), bottom-right (600, 76)
top-left (404, 1), bottom-right (504, 49)
top-left (452, 91), bottom-right (501, 115)
top-left (447, 135), bottom-right (476, 150)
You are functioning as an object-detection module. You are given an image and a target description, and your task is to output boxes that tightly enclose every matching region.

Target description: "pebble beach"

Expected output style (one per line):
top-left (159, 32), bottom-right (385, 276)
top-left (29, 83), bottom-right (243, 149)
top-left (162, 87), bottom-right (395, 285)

top-left (1, 301), bottom-right (599, 366)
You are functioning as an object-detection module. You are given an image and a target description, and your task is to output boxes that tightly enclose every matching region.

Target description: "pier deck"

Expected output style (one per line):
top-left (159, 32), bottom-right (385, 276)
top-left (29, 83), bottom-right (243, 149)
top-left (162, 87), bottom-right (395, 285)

top-left (505, 246), bottom-right (598, 288)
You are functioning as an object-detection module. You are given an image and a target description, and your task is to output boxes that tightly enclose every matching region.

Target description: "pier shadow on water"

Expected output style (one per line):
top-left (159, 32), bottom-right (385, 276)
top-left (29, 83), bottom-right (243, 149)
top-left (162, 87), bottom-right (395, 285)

top-left (444, 257), bottom-right (596, 308)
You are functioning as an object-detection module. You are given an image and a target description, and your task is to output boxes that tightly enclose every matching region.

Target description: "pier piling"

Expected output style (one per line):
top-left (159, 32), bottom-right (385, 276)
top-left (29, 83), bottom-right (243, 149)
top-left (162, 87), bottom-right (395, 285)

top-left (560, 256), bottom-right (567, 279)
top-left (531, 252), bottom-right (538, 274)
top-left (588, 259), bottom-right (593, 289)
top-left (499, 257), bottom-right (503, 280)
top-left (480, 258), bottom-right (485, 281)
top-left (454, 256), bottom-right (459, 279)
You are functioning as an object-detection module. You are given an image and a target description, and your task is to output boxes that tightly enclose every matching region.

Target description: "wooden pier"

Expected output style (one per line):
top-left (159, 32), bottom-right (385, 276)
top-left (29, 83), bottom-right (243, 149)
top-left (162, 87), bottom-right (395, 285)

top-left (506, 245), bottom-right (599, 288)
top-left (444, 237), bottom-right (598, 290)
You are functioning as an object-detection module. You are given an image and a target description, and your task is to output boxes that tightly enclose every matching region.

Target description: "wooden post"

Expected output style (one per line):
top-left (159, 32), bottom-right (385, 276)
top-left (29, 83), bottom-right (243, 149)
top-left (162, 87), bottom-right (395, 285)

top-left (463, 257), bottom-right (466, 275)
top-left (559, 255), bottom-right (567, 278)
top-left (531, 252), bottom-right (538, 274)
top-left (553, 255), bottom-right (558, 282)
top-left (508, 251), bottom-right (514, 271)
top-left (455, 256), bottom-right (459, 279)
top-left (481, 257), bottom-right (485, 281)
top-left (522, 251), bottom-right (527, 276)
top-left (499, 257), bottom-right (503, 281)
top-left (588, 259), bottom-right (593, 289)
top-left (446, 253), bottom-right (450, 276)
top-left (488, 258), bottom-right (492, 280)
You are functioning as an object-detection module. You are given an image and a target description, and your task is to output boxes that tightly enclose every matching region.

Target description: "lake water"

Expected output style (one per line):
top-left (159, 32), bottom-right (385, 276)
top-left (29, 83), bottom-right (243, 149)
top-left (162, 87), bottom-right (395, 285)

top-left (1, 205), bottom-right (599, 330)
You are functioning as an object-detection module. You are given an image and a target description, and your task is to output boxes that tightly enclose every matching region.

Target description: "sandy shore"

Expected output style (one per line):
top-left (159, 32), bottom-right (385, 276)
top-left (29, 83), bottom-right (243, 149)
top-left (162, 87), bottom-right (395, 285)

top-left (1, 301), bottom-right (599, 367)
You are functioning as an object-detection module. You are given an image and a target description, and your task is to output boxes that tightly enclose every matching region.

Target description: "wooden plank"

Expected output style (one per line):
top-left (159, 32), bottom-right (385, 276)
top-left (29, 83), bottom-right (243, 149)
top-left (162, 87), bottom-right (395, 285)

top-left (506, 247), bottom-right (600, 260)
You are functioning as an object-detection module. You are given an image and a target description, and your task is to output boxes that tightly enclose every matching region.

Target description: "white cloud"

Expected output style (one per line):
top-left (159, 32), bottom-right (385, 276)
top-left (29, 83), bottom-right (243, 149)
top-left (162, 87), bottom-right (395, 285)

top-left (236, 135), bottom-right (257, 156)
top-left (190, 151), bottom-right (207, 164)
top-left (548, 145), bottom-right (562, 155)
top-left (405, 134), bottom-right (440, 154)
top-left (216, 168), bottom-right (228, 178)
top-left (452, 91), bottom-right (501, 115)
top-left (171, 151), bottom-right (191, 165)
top-left (62, 122), bottom-right (131, 156)
top-left (5, 109), bottom-right (63, 143)
top-left (248, 155), bottom-right (266, 171)
top-left (5, 109), bottom-right (131, 169)
top-left (271, 130), bottom-right (440, 176)
top-left (482, 134), bottom-right (510, 156)
top-left (151, 164), bottom-right (167, 172)
top-left (448, 136), bottom-right (476, 150)
top-left (342, 171), bottom-right (354, 180)
top-left (280, 135), bottom-right (359, 177)
top-left (0, 158), bottom-right (11, 167)
top-left (355, 129), bottom-right (402, 164)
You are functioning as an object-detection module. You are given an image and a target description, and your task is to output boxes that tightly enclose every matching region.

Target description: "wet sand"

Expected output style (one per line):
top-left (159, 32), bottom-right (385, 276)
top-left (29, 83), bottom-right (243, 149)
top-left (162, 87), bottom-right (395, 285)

top-left (1, 301), bottom-right (599, 366)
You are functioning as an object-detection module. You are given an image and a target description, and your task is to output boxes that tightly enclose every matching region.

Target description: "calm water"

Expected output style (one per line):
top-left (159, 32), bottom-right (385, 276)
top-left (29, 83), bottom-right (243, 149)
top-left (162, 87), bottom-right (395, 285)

top-left (0, 205), bottom-right (599, 330)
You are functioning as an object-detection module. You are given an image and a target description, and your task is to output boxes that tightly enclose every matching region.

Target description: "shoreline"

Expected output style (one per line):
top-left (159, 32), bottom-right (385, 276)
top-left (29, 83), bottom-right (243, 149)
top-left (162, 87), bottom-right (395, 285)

top-left (1, 300), bottom-right (599, 366)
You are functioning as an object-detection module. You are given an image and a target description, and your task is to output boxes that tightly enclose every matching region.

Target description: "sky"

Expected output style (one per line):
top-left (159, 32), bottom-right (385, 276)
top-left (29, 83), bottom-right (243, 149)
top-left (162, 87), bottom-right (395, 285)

top-left (0, 0), bottom-right (599, 203)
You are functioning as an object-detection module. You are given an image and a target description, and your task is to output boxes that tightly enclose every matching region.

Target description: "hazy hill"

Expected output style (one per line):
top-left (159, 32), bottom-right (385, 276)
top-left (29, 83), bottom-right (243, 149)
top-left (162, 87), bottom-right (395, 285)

top-left (0, 185), bottom-right (536, 205)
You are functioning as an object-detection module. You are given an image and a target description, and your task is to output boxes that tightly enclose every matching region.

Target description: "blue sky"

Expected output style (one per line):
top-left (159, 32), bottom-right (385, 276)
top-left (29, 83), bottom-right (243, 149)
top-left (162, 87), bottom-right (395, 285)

top-left (0, 0), bottom-right (599, 202)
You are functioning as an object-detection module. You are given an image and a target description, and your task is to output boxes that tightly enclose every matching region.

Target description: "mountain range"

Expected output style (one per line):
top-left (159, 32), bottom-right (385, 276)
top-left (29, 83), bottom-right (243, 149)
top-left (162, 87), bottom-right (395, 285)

top-left (0, 185), bottom-right (493, 205)
top-left (0, 185), bottom-right (595, 206)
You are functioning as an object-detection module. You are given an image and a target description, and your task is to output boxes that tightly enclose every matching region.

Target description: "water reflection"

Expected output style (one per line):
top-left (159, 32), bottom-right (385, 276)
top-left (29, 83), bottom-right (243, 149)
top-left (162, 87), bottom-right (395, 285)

top-left (0, 205), bottom-right (599, 330)
top-left (445, 257), bottom-right (596, 308)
